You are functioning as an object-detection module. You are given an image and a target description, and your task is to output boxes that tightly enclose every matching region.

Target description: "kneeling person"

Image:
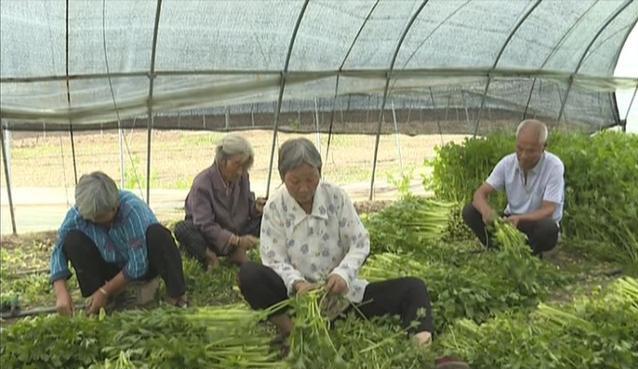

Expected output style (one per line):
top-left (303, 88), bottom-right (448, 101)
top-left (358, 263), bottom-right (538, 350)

top-left (175, 134), bottom-right (265, 269)
top-left (51, 171), bottom-right (187, 315)
top-left (463, 119), bottom-right (564, 254)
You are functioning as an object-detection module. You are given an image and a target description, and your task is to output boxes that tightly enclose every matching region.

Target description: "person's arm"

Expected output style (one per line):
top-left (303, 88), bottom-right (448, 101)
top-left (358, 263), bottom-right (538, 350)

top-left (187, 185), bottom-right (236, 254)
top-left (472, 182), bottom-right (498, 224)
top-left (508, 201), bottom-right (556, 225)
top-left (260, 201), bottom-right (305, 296)
top-left (50, 211), bottom-right (76, 315)
top-left (53, 279), bottom-right (74, 315)
top-left (86, 271), bottom-right (128, 314)
top-left (329, 189), bottom-right (370, 295)
top-left (475, 157), bottom-right (508, 224)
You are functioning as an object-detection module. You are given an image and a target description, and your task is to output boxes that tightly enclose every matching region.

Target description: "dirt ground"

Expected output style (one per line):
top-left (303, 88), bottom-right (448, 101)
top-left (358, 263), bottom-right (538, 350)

top-left (1, 130), bottom-right (467, 235)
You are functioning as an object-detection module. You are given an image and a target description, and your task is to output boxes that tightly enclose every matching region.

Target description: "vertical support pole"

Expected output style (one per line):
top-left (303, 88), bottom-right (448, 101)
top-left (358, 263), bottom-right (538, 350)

top-left (391, 100), bottom-right (403, 173)
top-left (119, 128), bottom-right (125, 188)
top-left (1, 126), bottom-right (17, 234)
top-left (314, 97), bottom-right (321, 154)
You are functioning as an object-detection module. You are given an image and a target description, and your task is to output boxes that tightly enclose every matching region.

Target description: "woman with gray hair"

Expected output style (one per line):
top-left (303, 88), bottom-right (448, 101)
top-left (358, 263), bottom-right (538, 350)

top-left (238, 138), bottom-right (457, 363)
top-left (50, 171), bottom-right (187, 315)
top-left (175, 134), bottom-right (266, 270)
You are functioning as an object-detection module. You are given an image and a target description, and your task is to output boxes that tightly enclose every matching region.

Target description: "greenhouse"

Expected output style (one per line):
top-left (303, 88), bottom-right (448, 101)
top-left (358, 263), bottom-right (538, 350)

top-left (1, 1), bottom-right (637, 368)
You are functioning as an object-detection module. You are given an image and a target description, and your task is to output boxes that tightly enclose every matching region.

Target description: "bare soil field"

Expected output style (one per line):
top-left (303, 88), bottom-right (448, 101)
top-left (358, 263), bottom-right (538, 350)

top-left (1, 130), bottom-right (467, 234)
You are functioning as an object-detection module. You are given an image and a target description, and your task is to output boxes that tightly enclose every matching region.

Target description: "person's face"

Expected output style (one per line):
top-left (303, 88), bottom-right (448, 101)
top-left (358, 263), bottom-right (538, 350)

top-left (220, 154), bottom-right (248, 183)
top-left (283, 163), bottom-right (321, 207)
top-left (516, 130), bottom-right (545, 171)
top-left (91, 207), bottom-right (118, 227)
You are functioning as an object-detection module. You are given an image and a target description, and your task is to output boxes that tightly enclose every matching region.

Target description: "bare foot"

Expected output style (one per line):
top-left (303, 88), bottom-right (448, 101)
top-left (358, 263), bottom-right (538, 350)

top-left (414, 331), bottom-right (432, 347)
top-left (167, 295), bottom-right (188, 308)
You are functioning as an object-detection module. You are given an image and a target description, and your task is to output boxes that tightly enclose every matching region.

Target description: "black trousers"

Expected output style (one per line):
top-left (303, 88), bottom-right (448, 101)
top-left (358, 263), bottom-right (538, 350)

top-left (238, 261), bottom-right (435, 334)
top-left (174, 217), bottom-right (261, 263)
top-left (462, 203), bottom-right (559, 254)
top-left (62, 224), bottom-right (186, 298)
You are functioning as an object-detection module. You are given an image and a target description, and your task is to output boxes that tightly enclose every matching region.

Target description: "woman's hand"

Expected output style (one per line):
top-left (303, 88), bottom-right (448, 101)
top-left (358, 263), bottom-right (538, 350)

top-left (53, 280), bottom-right (74, 316)
top-left (86, 287), bottom-right (109, 315)
top-left (238, 235), bottom-right (259, 250)
top-left (293, 280), bottom-right (319, 296)
top-left (255, 197), bottom-right (267, 214)
top-left (325, 274), bottom-right (348, 295)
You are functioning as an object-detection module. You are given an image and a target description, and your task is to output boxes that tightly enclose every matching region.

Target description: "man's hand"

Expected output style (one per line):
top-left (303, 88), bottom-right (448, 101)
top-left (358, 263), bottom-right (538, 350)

top-left (255, 197), bottom-right (267, 214)
top-left (505, 214), bottom-right (523, 228)
top-left (325, 274), bottom-right (348, 296)
top-left (238, 235), bottom-right (259, 250)
top-left (481, 208), bottom-right (497, 225)
top-left (86, 287), bottom-right (109, 315)
top-left (294, 280), bottom-right (318, 296)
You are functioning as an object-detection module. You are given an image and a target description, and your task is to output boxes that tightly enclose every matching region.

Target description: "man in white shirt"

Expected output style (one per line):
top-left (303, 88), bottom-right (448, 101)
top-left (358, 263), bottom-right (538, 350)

top-left (462, 119), bottom-right (564, 255)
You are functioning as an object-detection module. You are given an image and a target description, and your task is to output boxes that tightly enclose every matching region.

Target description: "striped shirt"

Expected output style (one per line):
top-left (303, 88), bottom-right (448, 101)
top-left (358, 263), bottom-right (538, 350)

top-left (50, 191), bottom-right (159, 282)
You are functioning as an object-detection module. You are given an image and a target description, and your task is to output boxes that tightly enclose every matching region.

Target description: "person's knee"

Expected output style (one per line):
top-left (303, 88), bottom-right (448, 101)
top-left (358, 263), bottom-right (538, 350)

top-left (531, 219), bottom-right (559, 252)
top-left (461, 203), bottom-right (479, 225)
top-left (146, 224), bottom-right (172, 246)
top-left (238, 261), bottom-right (263, 289)
top-left (402, 277), bottom-right (428, 295)
top-left (536, 219), bottom-right (559, 239)
top-left (62, 230), bottom-right (92, 255)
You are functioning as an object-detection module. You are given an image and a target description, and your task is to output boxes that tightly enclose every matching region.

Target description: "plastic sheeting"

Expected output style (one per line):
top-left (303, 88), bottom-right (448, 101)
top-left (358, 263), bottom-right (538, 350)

top-left (1, 0), bottom-right (637, 133)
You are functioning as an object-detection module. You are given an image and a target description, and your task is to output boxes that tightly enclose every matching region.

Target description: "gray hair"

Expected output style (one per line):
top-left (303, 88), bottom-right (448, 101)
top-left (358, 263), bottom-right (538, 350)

top-left (75, 171), bottom-right (120, 221)
top-left (516, 119), bottom-right (548, 144)
top-left (278, 137), bottom-right (322, 180)
top-left (214, 134), bottom-right (254, 169)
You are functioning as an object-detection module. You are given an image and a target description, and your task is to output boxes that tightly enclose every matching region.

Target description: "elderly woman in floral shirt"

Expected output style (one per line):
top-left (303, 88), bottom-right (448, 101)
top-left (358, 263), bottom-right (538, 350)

top-left (238, 137), bottom-right (435, 347)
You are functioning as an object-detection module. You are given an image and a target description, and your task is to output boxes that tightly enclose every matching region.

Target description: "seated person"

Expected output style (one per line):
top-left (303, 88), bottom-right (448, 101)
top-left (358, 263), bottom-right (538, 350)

top-left (238, 137), bottom-right (436, 348)
top-left (175, 134), bottom-right (265, 269)
top-left (51, 171), bottom-right (187, 315)
top-left (462, 119), bottom-right (564, 254)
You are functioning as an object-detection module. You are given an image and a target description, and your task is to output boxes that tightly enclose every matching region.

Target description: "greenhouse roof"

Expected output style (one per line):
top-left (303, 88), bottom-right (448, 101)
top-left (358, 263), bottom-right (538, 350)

top-left (1, 0), bottom-right (637, 132)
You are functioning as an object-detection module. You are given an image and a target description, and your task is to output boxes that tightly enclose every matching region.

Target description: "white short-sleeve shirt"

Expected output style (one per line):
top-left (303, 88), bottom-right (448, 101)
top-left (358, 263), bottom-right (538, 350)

top-left (486, 152), bottom-right (564, 223)
top-left (259, 181), bottom-right (370, 303)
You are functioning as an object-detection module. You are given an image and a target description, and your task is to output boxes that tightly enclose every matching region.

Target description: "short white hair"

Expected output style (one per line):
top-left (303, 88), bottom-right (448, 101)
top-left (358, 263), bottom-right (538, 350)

top-left (278, 137), bottom-right (322, 181)
top-left (75, 171), bottom-right (120, 221)
top-left (214, 134), bottom-right (254, 169)
top-left (516, 119), bottom-right (548, 144)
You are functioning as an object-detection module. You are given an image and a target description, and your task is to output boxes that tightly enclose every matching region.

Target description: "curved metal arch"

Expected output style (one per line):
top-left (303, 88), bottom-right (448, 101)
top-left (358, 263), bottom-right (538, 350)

top-left (472, 0), bottom-right (542, 137)
top-left (619, 83), bottom-right (637, 133)
top-left (582, 22), bottom-right (635, 67)
top-left (370, 0), bottom-right (429, 200)
top-left (326, 0), bottom-right (381, 163)
top-left (522, 0), bottom-right (600, 120)
top-left (611, 15), bottom-right (638, 76)
top-left (608, 14), bottom-right (638, 127)
top-left (556, 0), bottom-right (633, 125)
top-left (400, 0), bottom-right (473, 71)
top-left (145, 0), bottom-right (163, 204)
top-left (265, 0), bottom-right (310, 198)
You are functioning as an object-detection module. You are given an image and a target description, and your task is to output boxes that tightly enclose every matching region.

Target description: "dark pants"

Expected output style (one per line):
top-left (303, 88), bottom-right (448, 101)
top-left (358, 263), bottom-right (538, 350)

top-left (462, 203), bottom-right (559, 254)
top-left (62, 224), bottom-right (186, 298)
top-left (238, 261), bottom-right (435, 335)
top-left (174, 217), bottom-right (261, 264)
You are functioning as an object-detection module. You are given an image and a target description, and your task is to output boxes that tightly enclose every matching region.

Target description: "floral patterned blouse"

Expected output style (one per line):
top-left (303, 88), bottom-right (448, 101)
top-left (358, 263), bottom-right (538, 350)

top-left (260, 181), bottom-right (370, 303)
